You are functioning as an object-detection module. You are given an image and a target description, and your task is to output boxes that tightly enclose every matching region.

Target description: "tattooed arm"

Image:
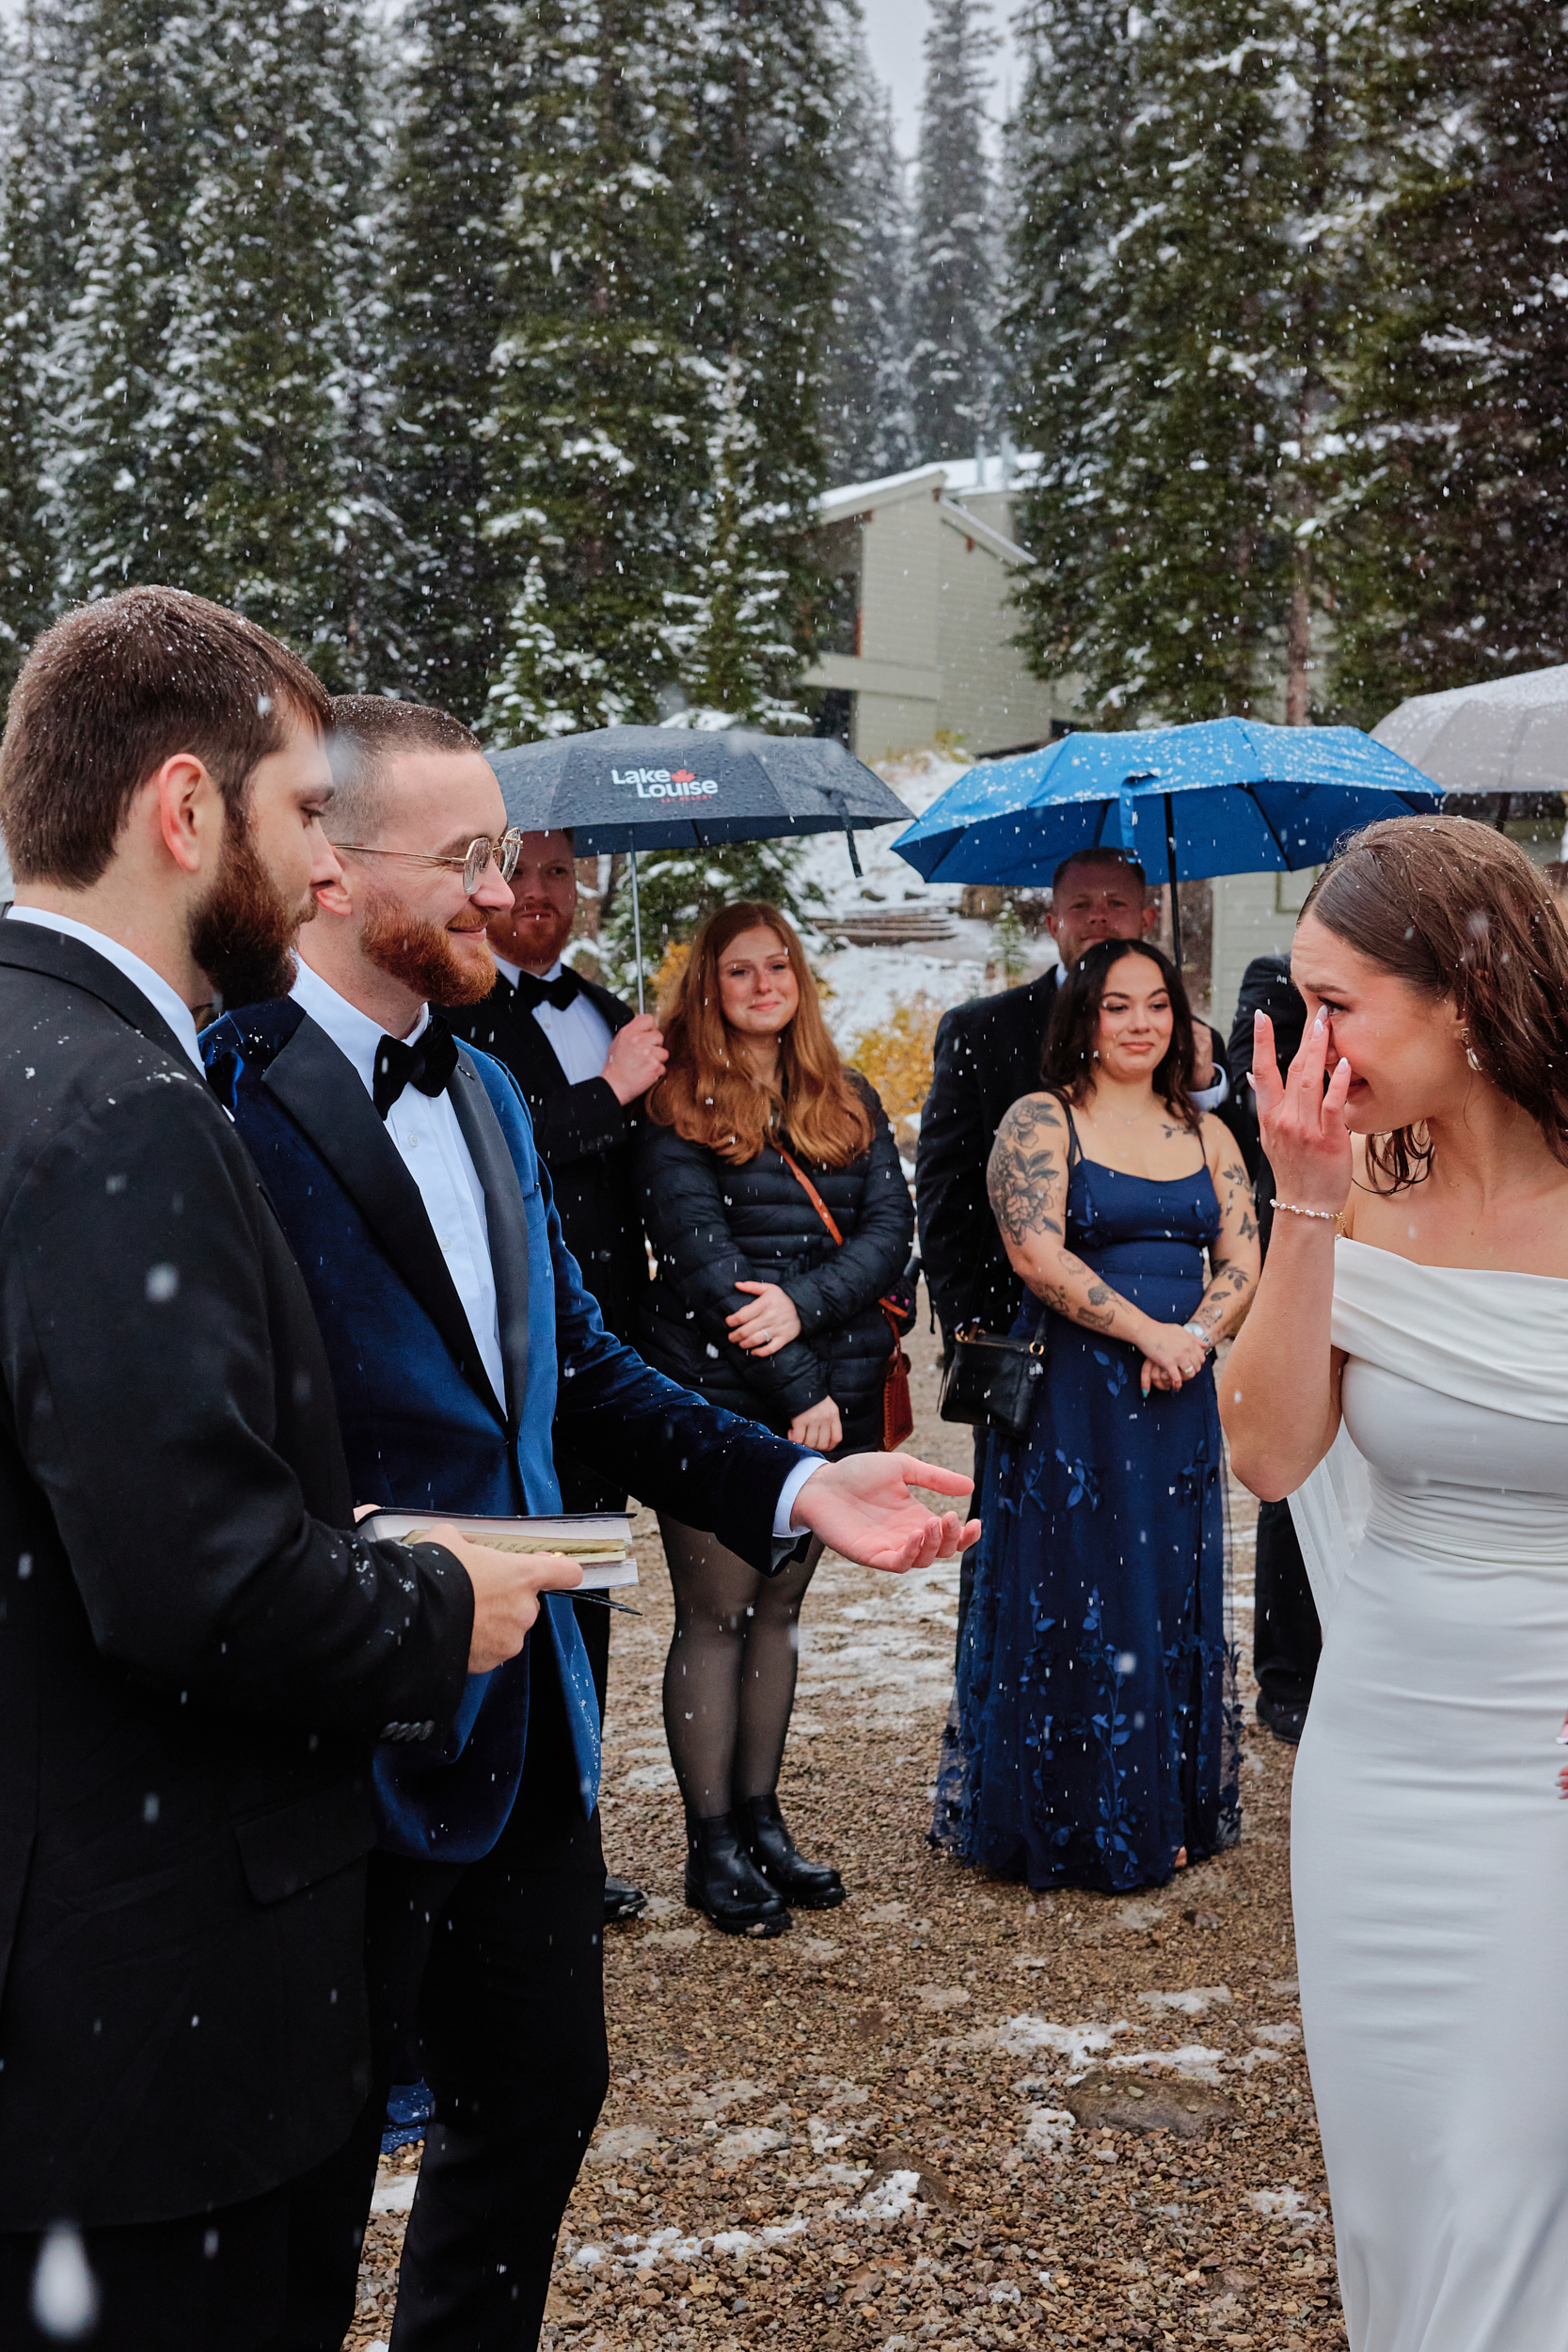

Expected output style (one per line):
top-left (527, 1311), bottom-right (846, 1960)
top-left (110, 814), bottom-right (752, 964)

top-left (987, 1095), bottom-right (1212, 1393)
top-left (1187, 1115), bottom-right (1262, 1344)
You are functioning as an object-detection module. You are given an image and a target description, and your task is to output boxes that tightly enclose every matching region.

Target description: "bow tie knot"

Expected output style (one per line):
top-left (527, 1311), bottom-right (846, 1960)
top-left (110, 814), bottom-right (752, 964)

top-left (510, 968), bottom-right (581, 1013)
top-left (372, 1020), bottom-right (459, 1119)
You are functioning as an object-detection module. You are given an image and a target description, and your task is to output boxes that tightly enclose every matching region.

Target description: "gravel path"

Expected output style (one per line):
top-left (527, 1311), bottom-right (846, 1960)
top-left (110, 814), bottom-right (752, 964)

top-left (349, 1308), bottom-right (1345, 2352)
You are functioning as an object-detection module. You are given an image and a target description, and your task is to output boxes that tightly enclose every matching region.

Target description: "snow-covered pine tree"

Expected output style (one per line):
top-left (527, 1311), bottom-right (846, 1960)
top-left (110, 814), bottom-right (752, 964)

top-left (382, 0), bottom-right (521, 719)
top-left (1329, 1), bottom-right (1568, 718)
top-left (679, 0), bottom-right (839, 723)
top-left (908, 0), bottom-right (998, 463)
top-left (484, 0), bottom-right (708, 741)
top-left (0, 13), bottom-right (59, 690)
top-left (1009, 0), bottom-right (1367, 723)
top-left (818, 6), bottom-right (914, 486)
top-left (43, 0), bottom-right (204, 604)
top-left (149, 0), bottom-right (378, 676)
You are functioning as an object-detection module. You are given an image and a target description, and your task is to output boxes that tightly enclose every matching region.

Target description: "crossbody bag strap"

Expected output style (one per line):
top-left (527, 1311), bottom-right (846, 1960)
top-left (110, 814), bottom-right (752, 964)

top-left (777, 1143), bottom-right (906, 1336)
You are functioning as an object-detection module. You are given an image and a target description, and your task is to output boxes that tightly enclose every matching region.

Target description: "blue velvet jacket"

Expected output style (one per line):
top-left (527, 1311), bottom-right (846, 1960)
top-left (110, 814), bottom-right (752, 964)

top-left (202, 998), bottom-right (808, 1862)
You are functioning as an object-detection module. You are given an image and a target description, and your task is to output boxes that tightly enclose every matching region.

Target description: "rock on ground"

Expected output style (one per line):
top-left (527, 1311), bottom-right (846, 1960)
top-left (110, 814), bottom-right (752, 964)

top-left (347, 1307), bottom-right (1344, 2352)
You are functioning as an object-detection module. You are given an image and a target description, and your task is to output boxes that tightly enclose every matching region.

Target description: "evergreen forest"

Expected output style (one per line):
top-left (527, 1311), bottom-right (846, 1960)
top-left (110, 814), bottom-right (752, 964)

top-left (0, 0), bottom-right (1562, 732)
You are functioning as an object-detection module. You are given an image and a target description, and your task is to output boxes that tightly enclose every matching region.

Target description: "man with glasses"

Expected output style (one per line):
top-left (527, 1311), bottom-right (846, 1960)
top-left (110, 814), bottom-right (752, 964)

top-left (445, 824), bottom-right (667, 1928)
top-left (202, 697), bottom-right (978, 2349)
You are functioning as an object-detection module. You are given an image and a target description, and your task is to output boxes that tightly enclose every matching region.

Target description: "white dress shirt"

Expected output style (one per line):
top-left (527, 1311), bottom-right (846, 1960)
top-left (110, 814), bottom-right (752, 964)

top-left (292, 960), bottom-right (508, 1411)
top-left (493, 955), bottom-right (614, 1085)
top-left (1049, 957), bottom-right (1229, 1113)
top-left (6, 905), bottom-right (204, 1072)
top-left (294, 959), bottom-right (820, 1536)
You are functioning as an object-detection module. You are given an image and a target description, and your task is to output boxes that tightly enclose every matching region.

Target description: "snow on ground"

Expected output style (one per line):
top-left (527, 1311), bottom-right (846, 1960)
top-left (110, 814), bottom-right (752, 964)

top-left (796, 748), bottom-right (1057, 1057)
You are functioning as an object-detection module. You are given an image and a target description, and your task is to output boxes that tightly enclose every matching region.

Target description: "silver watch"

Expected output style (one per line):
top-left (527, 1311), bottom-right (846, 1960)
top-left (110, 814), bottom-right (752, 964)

top-left (1182, 1320), bottom-right (1212, 1350)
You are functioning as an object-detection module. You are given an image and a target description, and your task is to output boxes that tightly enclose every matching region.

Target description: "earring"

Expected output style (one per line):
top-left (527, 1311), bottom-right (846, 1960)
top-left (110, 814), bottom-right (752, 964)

top-left (1461, 1028), bottom-right (1481, 1073)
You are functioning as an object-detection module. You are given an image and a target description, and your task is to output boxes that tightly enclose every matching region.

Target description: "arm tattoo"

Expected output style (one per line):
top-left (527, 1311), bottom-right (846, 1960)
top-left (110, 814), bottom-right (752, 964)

top-left (987, 1098), bottom-right (1067, 1247)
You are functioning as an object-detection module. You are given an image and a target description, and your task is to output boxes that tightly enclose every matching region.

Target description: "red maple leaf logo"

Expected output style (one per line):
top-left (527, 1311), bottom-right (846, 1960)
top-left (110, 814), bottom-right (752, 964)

top-left (671, 768), bottom-right (696, 783)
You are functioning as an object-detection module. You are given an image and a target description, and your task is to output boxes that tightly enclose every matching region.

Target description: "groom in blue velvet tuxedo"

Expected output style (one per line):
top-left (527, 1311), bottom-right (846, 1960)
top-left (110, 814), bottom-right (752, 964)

top-left (203, 697), bottom-right (976, 2352)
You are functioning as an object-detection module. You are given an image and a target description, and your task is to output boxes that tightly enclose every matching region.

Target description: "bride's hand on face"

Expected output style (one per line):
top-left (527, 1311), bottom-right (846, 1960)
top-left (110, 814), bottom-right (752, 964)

top-left (1253, 1006), bottom-right (1354, 1216)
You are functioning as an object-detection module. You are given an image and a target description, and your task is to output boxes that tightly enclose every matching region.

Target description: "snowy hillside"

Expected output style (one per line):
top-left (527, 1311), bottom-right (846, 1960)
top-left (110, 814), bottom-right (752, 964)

top-left (800, 748), bottom-right (1056, 1056)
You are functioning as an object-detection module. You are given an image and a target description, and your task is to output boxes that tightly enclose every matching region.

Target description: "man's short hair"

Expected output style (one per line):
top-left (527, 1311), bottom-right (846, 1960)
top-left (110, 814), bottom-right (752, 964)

top-left (325, 696), bottom-right (483, 843)
top-left (0, 588), bottom-right (332, 888)
top-left (1051, 847), bottom-right (1148, 897)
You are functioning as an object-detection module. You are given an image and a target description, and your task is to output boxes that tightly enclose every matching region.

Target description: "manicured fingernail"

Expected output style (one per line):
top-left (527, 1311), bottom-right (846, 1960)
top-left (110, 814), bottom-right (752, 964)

top-left (1313, 1007), bottom-right (1327, 1032)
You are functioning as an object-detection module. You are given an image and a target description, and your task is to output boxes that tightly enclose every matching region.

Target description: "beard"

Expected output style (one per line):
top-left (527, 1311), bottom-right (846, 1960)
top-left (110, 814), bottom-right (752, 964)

top-left (361, 883), bottom-right (497, 1008)
top-left (188, 806), bottom-right (312, 1012)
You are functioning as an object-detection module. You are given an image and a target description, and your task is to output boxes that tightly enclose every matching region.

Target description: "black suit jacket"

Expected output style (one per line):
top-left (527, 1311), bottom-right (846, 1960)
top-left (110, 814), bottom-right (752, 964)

top-left (1226, 952), bottom-right (1307, 1255)
top-left (445, 972), bottom-right (645, 1347)
top-left (0, 924), bottom-right (471, 2229)
top-left (915, 970), bottom-right (1244, 1347)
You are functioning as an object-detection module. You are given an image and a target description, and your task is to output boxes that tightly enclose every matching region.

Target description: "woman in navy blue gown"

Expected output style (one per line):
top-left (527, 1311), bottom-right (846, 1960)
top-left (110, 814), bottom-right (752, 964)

top-left (933, 939), bottom-right (1259, 1890)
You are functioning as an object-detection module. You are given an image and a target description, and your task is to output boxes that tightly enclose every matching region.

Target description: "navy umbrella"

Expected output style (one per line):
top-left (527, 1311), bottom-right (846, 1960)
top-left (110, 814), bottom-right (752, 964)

top-left (892, 717), bottom-right (1442, 963)
top-left (489, 727), bottom-right (911, 1006)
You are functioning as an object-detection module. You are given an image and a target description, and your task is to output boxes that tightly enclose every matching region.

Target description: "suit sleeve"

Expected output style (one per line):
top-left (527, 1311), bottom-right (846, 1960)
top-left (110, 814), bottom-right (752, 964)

top-left (544, 1161), bottom-right (813, 1574)
top-left (784, 1096), bottom-right (914, 1335)
top-left (0, 1079), bottom-right (472, 1731)
top-left (527, 1075), bottom-right (630, 1173)
top-left (914, 1007), bottom-right (989, 1343)
top-left (635, 1122), bottom-right (832, 1418)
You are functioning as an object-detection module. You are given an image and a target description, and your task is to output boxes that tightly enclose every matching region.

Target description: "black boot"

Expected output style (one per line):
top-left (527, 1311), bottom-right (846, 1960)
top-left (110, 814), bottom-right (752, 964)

top-left (684, 1812), bottom-right (792, 1936)
top-left (740, 1794), bottom-right (847, 1910)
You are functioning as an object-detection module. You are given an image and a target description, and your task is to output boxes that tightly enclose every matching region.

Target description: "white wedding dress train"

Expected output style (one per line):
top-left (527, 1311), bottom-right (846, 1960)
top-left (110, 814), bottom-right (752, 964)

top-left (1288, 1239), bottom-right (1568, 2352)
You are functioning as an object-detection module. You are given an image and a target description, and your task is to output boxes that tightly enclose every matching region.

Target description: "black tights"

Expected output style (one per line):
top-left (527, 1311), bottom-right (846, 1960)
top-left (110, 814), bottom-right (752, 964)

top-left (659, 1520), bottom-right (824, 1820)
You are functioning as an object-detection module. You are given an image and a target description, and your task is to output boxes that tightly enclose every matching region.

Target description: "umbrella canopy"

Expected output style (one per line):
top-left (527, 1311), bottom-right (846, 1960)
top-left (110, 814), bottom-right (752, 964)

top-left (1372, 664), bottom-right (1568, 796)
top-left (488, 726), bottom-right (909, 854)
top-left (486, 725), bottom-right (911, 1009)
top-left (892, 717), bottom-right (1442, 891)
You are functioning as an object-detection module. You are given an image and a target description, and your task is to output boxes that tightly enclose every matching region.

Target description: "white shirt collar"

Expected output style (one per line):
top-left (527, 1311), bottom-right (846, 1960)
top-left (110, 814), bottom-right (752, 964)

top-left (291, 957), bottom-right (429, 1100)
top-left (493, 955), bottom-right (562, 990)
top-left (6, 905), bottom-right (205, 1072)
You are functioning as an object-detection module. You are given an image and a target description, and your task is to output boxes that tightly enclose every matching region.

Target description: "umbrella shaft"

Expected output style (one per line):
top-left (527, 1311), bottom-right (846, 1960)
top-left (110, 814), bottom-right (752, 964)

top-left (630, 847), bottom-right (644, 1014)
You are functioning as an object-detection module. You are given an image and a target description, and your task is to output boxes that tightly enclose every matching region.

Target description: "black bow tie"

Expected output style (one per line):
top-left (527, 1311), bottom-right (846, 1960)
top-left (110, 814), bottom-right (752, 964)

top-left (510, 968), bottom-right (581, 1013)
top-left (372, 1019), bottom-right (459, 1119)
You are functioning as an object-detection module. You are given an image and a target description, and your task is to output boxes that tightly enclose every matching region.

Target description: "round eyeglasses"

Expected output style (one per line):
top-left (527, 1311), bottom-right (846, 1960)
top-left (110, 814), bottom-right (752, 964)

top-left (334, 831), bottom-right (526, 895)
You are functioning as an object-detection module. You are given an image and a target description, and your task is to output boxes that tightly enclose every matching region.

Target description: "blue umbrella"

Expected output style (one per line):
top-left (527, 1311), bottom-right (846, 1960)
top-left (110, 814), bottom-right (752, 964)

top-left (893, 718), bottom-right (1442, 962)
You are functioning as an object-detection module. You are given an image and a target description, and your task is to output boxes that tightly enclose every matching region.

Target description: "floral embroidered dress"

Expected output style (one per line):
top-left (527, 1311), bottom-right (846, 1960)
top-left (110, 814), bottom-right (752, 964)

top-left (932, 1116), bottom-right (1240, 1890)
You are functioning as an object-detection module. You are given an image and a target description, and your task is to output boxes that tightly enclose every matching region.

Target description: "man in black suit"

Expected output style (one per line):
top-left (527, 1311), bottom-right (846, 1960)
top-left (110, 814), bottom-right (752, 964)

top-left (1227, 953), bottom-right (1322, 1742)
top-left (917, 847), bottom-right (1244, 1638)
top-left (0, 590), bottom-right (562, 2350)
top-left (445, 825), bottom-right (667, 1922)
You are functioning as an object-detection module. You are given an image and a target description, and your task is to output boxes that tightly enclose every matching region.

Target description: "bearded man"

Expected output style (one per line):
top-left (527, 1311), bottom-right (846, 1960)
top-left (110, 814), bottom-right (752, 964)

top-left (444, 821), bottom-right (666, 1924)
top-left (0, 593), bottom-right (556, 2349)
top-left (201, 696), bottom-right (978, 2352)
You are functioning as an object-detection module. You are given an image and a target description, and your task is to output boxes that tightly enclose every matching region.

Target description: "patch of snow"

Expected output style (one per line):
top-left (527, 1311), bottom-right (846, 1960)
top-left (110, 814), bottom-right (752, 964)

top-left (1137, 1986), bottom-right (1232, 2016)
top-left (996, 2015), bottom-right (1132, 2071)
top-left (588, 2123), bottom-right (659, 2166)
top-left (1253, 2020), bottom-right (1302, 2044)
top-left (1022, 2106), bottom-right (1076, 2157)
top-left (1249, 2186), bottom-right (1326, 2232)
top-left (1106, 2044), bottom-right (1228, 2085)
top-left (714, 2125), bottom-right (786, 2167)
top-left (860, 2167), bottom-right (922, 2219)
top-left (371, 2173), bottom-right (417, 2214)
top-left (641, 1926), bottom-right (701, 1949)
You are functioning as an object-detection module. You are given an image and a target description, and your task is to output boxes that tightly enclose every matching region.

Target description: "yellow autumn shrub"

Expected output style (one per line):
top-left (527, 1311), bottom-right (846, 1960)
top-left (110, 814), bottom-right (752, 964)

top-left (846, 993), bottom-right (943, 1125)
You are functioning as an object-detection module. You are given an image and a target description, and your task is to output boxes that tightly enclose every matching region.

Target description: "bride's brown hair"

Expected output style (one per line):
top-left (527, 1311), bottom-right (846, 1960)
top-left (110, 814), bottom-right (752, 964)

top-left (646, 900), bottom-right (875, 1168)
top-left (1302, 814), bottom-right (1568, 1191)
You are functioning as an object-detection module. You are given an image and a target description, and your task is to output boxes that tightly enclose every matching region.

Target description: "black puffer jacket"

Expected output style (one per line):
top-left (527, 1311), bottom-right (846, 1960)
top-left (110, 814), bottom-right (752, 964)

top-left (636, 1079), bottom-right (914, 1454)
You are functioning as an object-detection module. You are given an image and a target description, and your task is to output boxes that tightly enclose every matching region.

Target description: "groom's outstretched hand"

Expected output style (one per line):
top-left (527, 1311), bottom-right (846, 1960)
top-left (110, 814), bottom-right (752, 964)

top-left (788, 1454), bottom-right (979, 1574)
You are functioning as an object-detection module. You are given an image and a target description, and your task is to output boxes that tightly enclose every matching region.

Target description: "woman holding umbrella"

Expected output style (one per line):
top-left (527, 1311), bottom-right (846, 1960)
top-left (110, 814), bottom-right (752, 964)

top-left (637, 903), bottom-right (914, 1933)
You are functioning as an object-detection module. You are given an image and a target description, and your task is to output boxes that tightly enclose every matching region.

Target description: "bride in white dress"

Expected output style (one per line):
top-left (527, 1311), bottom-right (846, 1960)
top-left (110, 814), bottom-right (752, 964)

top-left (1221, 815), bottom-right (1568, 2352)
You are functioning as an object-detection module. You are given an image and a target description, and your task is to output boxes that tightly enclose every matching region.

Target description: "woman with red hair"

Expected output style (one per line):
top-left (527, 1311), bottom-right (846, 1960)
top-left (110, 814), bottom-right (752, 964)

top-left (637, 902), bottom-right (913, 1933)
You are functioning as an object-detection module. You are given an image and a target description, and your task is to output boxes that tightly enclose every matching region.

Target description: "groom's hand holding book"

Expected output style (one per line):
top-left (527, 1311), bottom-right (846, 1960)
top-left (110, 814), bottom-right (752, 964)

top-left (355, 1511), bottom-right (584, 1674)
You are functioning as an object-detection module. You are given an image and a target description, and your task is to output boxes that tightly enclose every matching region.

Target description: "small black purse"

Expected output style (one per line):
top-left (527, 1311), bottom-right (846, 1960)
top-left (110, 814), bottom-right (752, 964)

top-left (939, 1318), bottom-right (1049, 1438)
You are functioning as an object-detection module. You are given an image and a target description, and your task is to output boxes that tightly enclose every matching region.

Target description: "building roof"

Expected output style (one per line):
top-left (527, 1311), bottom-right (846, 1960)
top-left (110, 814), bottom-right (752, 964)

top-left (816, 451), bottom-right (1043, 518)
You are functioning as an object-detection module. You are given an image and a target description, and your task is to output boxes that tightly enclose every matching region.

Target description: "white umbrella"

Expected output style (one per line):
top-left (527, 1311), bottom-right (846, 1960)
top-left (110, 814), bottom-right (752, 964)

top-left (1373, 664), bottom-right (1568, 800)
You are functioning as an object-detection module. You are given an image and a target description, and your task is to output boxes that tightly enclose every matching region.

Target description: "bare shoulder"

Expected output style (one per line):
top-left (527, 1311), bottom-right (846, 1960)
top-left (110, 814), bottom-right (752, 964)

top-left (993, 1089), bottom-right (1068, 1148)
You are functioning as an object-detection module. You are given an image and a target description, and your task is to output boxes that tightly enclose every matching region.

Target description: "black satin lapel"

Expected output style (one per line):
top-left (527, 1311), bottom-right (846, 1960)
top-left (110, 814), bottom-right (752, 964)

top-left (263, 1016), bottom-right (506, 1426)
top-left (0, 923), bottom-right (195, 1066)
top-left (449, 1051), bottom-right (531, 1429)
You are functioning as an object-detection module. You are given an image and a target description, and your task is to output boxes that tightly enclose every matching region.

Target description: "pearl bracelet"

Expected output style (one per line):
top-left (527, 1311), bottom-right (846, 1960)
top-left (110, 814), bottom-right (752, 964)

top-left (1270, 1197), bottom-right (1338, 1222)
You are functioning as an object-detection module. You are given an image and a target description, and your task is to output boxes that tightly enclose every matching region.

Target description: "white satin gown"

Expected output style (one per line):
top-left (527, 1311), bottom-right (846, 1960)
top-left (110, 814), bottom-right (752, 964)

top-left (1288, 1238), bottom-right (1568, 2352)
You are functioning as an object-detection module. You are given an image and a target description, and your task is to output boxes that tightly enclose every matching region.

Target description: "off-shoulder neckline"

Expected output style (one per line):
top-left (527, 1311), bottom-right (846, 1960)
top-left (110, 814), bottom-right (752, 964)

top-left (1337, 1234), bottom-right (1568, 1289)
